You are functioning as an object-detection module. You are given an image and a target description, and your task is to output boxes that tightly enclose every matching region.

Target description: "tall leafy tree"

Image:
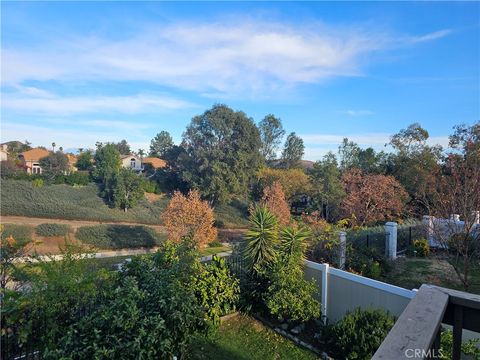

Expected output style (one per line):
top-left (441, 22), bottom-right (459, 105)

top-left (309, 152), bottom-right (345, 222)
top-left (338, 138), bottom-right (361, 171)
top-left (39, 151), bottom-right (69, 181)
top-left (114, 139), bottom-right (131, 155)
top-left (150, 131), bottom-right (174, 158)
top-left (281, 132), bottom-right (304, 168)
top-left (258, 114), bottom-right (285, 161)
top-left (75, 150), bottom-right (93, 171)
top-left (179, 104), bottom-right (263, 204)
top-left (388, 123), bottom-right (442, 213)
top-left (112, 168), bottom-right (144, 212)
top-left (93, 143), bottom-right (122, 202)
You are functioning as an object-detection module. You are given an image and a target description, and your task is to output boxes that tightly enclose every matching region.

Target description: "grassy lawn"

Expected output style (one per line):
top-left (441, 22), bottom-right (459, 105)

top-left (187, 315), bottom-right (319, 360)
top-left (200, 245), bottom-right (230, 256)
top-left (1, 179), bottom-right (248, 228)
top-left (381, 256), bottom-right (480, 294)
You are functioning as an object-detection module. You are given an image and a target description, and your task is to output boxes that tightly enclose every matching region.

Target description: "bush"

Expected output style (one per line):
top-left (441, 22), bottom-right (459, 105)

top-left (65, 172), bottom-right (90, 186)
top-left (141, 179), bottom-right (158, 193)
top-left (76, 225), bottom-right (163, 249)
top-left (36, 223), bottom-right (70, 237)
top-left (346, 246), bottom-right (390, 279)
top-left (1, 224), bottom-right (33, 245)
top-left (440, 328), bottom-right (480, 360)
top-left (327, 308), bottom-right (395, 360)
top-left (411, 238), bottom-right (430, 257)
top-left (32, 178), bottom-right (44, 188)
top-left (448, 233), bottom-right (478, 255)
top-left (195, 255), bottom-right (240, 326)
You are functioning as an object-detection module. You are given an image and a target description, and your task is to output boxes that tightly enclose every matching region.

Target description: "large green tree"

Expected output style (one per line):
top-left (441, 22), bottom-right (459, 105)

top-left (258, 114), bottom-right (285, 161)
top-left (309, 152), bottom-right (345, 222)
top-left (39, 152), bottom-right (69, 181)
top-left (149, 131), bottom-right (174, 158)
top-left (281, 132), bottom-right (304, 168)
top-left (114, 139), bottom-right (131, 155)
top-left (112, 168), bottom-right (144, 212)
top-left (179, 104), bottom-right (263, 204)
top-left (93, 143), bottom-right (122, 202)
top-left (388, 123), bottom-right (442, 213)
top-left (75, 150), bottom-right (93, 171)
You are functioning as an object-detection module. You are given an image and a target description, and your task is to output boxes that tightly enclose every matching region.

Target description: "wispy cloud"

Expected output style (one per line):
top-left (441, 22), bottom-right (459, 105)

top-left (2, 91), bottom-right (197, 115)
top-left (342, 109), bottom-right (375, 117)
top-left (0, 21), bottom-right (390, 96)
top-left (408, 29), bottom-right (453, 44)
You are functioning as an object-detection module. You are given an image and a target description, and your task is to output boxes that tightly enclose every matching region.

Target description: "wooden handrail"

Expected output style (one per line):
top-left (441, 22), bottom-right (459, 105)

top-left (373, 284), bottom-right (480, 360)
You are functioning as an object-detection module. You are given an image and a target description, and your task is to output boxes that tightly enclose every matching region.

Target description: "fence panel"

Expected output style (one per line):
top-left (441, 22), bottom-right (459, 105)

top-left (397, 224), bottom-right (424, 254)
top-left (347, 228), bottom-right (387, 255)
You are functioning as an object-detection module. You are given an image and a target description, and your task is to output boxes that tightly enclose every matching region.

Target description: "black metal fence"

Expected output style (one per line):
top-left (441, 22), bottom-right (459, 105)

top-left (397, 224), bottom-right (424, 254)
top-left (348, 228), bottom-right (387, 255)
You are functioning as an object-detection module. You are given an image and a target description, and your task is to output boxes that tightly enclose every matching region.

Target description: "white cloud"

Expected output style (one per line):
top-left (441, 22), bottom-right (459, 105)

top-left (2, 92), bottom-right (197, 115)
top-left (2, 21), bottom-right (390, 96)
top-left (408, 29), bottom-right (453, 44)
top-left (343, 109), bottom-right (375, 117)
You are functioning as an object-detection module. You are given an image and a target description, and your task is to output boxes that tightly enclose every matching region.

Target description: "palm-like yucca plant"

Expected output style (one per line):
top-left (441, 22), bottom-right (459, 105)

top-left (279, 226), bottom-right (311, 265)
top-left (244, 205), bottom-right (278, 274)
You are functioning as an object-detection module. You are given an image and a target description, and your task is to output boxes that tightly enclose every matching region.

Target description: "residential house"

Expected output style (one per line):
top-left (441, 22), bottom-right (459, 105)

top-left (121, 154), bottom-right (143, 172)
top-left (18, 148), bottom-right (51, 174)
top-left (142, 157), bottom-right (167, 170)
top-left (0, 148), bottom-right (8, 161)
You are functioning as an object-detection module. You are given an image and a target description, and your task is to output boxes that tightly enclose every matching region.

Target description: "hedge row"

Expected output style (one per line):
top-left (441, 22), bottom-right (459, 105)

top-left (75, 225), bottom-right (165, 249)
top-left (1, 224), bottom-right (33, 245)
top-left (36, 223), bottom-right (71, 237)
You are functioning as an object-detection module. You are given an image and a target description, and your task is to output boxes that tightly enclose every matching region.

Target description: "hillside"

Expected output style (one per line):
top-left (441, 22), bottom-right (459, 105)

top-left (0, 180), bottom-right (249, 228)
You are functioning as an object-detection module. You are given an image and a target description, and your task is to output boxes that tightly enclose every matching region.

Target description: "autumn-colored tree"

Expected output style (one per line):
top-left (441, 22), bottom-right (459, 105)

top-left (341, 169), bottom-right (408, 226)
top-left (162, 190), bottom-right (217, 247)
top-left (260, 182), bottom-right (291, 226)
top-left (255, 167), bottom-right (310, 201)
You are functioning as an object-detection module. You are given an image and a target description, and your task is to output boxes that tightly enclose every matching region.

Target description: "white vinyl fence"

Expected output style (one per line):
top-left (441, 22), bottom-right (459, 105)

top-left (304, 260), bottom-right (415, 322)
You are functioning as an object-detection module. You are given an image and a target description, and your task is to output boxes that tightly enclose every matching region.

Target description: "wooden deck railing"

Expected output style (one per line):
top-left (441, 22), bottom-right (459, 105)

top-left (373, 284), bottom-right (480, 359)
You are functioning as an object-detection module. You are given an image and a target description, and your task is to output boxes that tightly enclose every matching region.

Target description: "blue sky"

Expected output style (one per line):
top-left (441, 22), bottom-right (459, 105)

top-left (1, 1), bottom-right (479, 159)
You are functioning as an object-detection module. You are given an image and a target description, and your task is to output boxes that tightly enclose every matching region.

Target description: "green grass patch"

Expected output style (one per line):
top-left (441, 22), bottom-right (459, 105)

top-left (76, 225), bottom-right (165, 249)
top-left (1, 180), bottom-right (249, 228)
top-left (36, 223), bottom-right (71, 237)
top-left (187, 315), bottom-right (318, 360)
top-left (0, 179), bottom-right (169, 224)
top-left (1, 223), bottom-right (33, 245)
top-left (200, 245), bottom-right (230, 256)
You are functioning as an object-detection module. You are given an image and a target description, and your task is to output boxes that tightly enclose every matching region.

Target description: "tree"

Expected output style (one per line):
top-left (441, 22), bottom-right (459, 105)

top-left (150, 131), bottom-right (174, 158)
top-left (179, 104), bottom-right (263, 204)
top-left (427, 122), bottom-right (480, 291)
top-left (255, 167), bottom-right (310, 201)
top-left (93, 144), bottom-right (121, 202)
top-left (260, 182), bottom-right (291, 226)
top-left (137, 149), bottom-right (145, 161)
top-left (341, 169), bottom-right (408, 226)
top-left (114, 139), bottom-right (131, 155)
top-left (112, 168), bottom-right (144, 212)
top-left (162, 190), bottom-right (217, 247)
top-left (39, 151), bottom-right (69, 180)
top-left (52, 142), bottom-right (56, 152)
top-left (389, 123), bottom-right (442, 213)
top-left (281, 132), bottom-right (304, 168)
top-left (309, 152), bottom-right (345, 221)
top-left (258, 114), bottom-right (285, 161)
top-left (75, 150), bottom-right (93, 171)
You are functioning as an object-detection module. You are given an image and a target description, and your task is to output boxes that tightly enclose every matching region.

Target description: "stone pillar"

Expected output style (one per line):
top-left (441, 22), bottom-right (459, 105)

top-left (338, 231), bottom-right (347, 270)
top-left (385, 222), bottom-right (398, 260)
top-left (423, 215), bottom-right (435, 246)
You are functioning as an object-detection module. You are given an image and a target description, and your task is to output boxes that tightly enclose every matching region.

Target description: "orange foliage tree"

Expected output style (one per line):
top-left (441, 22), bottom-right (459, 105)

top-left (260, 181), bottom-right (291, 226)
top-left (341, 169), bottom-right (408, 226)
top-left (162, 190), bottom-right (217, 247)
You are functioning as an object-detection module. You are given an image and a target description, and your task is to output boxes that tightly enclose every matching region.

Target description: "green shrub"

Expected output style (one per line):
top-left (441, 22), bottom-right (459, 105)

top-left (411, 238), bottom-right (430, 257)
top-left (346, 246), bottom-right (390, 279)
top-left (36, 223), bottom-right (70, 237)
top-left (440, 328), bottom-right (480, 360)
top-left (141, 179), bottom-right (158, 193)
top-left (208, 240), bottom-right (224, 248)
top-left (327, 308), bottom-right (395, 360)
top-left (448, 233), bottom-right (478, 255)
top-left (76, 224), bottom-right (164, 249)
top-left (65, 172), bottom-right (90, 186)
top-left (32, 178), bottom-right (44, 188)
top-left (1, 224), bottom-right (33, 245)
top-left (195, 255), bottom-right (240, 326)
